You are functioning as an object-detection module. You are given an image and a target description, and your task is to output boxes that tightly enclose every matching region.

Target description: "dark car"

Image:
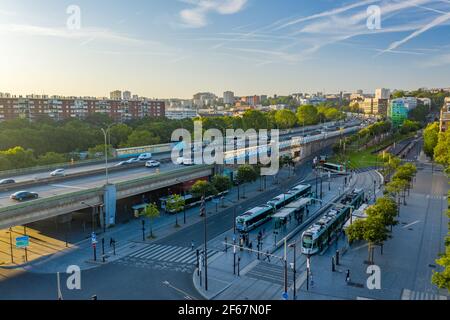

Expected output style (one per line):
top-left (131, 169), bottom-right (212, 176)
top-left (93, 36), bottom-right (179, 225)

top-left (10, 191), bottom-right (39, 202)
top-left (0, 179), bottom-right (16, 185)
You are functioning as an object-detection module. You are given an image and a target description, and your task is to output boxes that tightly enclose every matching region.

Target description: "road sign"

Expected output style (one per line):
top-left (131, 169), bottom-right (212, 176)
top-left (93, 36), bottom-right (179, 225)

top-left (16, 236), bottom-right (29, 248)
top-left (282, 292), bottom-right (289, 300)
top-left (91, 232), bottom-right (97, 245)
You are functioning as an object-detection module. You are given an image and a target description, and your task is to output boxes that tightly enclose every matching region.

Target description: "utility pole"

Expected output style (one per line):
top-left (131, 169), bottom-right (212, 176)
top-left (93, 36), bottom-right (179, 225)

top-left (284, 238), bottom-right (288, 294)
top-left (9, 227), bottom-right (13, 263)
top-left (289, 243), bottom-right (297, 300)
top-left (201, 196), bottom-right (208, 291)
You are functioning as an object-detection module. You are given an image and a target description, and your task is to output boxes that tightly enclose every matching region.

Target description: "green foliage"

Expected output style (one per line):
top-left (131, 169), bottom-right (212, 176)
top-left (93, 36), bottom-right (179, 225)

top-left (122, 130), bottom-right (160, 148)
top-left (191, 180), bottom-right (218, 198)
top-left (166, 194), bottom-right (185, 213)
top-left (346, 219), bottom-right (366, 243)
top-left (274, 109), bottom-right (297, 129)
top-left (211, 175), bottom-right (232, 193)
top-left (434, 130), bottom-right (450, 170)
top-left (432, 245), bottom-right (450, 292)
top-left (236, 165), bottom-right (258, 184)
top-left (242, 110), bottom-right (268, 131)
top-left (423, 122), bottom-right (439, 158)
top-left (296, 105), bottom-right (319, 125)
top-left (36, 152), bottom-right (67, 166)
top-left (140, 203), bottom-right (160, 238)
top-left (88, 144), bottom-right (114, 158)
top-left (399, 120), bottom-right (421, 134)
top-left (0, 146), bottom-right (35, 170)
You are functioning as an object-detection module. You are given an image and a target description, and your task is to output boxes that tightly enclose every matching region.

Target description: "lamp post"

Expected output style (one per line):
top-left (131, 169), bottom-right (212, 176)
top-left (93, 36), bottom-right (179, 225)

top-left (100, 124), bottom-right (113, 185)
top-left (289, 242), bottom-right (297, 300)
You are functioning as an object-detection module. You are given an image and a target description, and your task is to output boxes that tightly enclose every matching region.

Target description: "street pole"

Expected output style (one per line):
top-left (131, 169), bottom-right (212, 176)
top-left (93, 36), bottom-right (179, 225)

top-left (142, 220), bottom-right (145, 241)
top-left (9, 227), bottom-right (13, 263)
top-left (24, 226), bottom-right (28, 262)
top-left (233, 245), bottom-right (236, 275)
top-left (233, 206), bottom-right (236, 234)
top-left (204, 203), bottom-right (208, 291)
top-left (284, 238), bottom-right (288, 294)
top-left (289, 243), bottom-right (297, 300)
top-left (101, 125), bottom-right (112, 185)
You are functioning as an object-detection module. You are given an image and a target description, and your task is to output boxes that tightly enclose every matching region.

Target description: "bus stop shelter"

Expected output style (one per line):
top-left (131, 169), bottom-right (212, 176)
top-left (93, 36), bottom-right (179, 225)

top-left (285, 197), bottom-right (312, 223)
top-left (273, 207), bottom-right (298, 231)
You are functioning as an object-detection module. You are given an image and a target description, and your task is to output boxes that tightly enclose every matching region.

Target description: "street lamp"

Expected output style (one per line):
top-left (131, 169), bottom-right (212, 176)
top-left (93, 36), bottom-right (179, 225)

top-left (101, 124), bottom-right (114, 185)
top-left (289, 242), bottom-right (297, 300)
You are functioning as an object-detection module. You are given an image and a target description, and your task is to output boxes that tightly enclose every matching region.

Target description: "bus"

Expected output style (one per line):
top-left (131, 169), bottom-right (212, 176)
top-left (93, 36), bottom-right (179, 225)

top-left (300, 189), bottom-right (364, 255)
top-left (236, 205), bottom-right (274, 233)
top-left (290, 184), bottom-right (312, 199)
top-left (320, 162), bottom-right (347, 174)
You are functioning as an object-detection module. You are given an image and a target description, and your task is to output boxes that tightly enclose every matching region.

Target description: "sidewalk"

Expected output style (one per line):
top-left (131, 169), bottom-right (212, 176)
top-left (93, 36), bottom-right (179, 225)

top-left (198, 166), bottom-right (449, 300)
top-left (193, 172), bottom-right (361, 300)
top-left (0, 162), bottom-right (308, 273)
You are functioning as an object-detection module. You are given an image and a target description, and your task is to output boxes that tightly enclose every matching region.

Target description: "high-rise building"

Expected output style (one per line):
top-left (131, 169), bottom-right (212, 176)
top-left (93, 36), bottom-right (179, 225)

top-left (439, 97), bottom-right (450, 132)
top-left (223, 91), bottom-right (235, 105)
top-left (110, 90), bottom-right (122, 100)
top-left (123, 91), bottom-right (131, 100)
top-left (375, 88), bottom-right (391, 100)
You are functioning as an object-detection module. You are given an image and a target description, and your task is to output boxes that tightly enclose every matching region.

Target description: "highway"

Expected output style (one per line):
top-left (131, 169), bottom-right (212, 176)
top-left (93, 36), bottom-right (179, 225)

top-left (1, 119), bottom-right (362, 184)
top-left (0, 119), bottom-right (364, 210)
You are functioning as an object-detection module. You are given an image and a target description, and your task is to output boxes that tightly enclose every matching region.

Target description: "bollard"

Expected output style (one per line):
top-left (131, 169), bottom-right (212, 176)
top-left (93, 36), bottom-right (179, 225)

top-left (332, 257), bottom-right (335, 272)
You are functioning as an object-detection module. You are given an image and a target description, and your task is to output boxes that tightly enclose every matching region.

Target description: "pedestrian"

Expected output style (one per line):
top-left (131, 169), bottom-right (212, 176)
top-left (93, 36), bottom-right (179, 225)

top-left (109, 237), bottom-right (113, 247)
top-left (266, 250), bottom-right (271, 262)
top-left (346, 269), bottom-right (351, 283)
top-left (249, 241), bottom-right (253, 251)
top-left (191, 240), bottom-right (195, 251)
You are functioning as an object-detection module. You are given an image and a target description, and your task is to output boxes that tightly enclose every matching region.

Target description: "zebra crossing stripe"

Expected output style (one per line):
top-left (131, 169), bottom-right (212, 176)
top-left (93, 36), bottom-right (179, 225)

top-left (173, 250), bottom-right (196, 263)
top-left (152, 246), bottom-right (181, 260)
top-left (159, 247), bottom-right (189, 261)
top-left (132, 245), bottom-right (165, 258)
top-left (131, 244), bottom-right (165, 258)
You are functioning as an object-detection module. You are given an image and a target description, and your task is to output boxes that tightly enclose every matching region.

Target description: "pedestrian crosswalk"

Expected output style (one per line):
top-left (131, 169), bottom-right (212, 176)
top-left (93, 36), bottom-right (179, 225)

top-left (127, 244), bottom-right (220, 265)
top-left (401, 289), bottom-right (448, 300)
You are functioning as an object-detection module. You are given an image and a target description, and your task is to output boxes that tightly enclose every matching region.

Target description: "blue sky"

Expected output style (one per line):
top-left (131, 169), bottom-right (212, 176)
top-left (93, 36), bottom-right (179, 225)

top-left (0, 0), bottom-right (449, 98)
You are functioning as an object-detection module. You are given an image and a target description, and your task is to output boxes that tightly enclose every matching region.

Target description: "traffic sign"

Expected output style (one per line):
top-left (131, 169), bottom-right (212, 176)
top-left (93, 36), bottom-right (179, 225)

top-left (16, 236), bottom-right (29, 248)
top-left (91, 232), bottom-right (97, 245)
top-left (282, 292), bottom-right (289, 300)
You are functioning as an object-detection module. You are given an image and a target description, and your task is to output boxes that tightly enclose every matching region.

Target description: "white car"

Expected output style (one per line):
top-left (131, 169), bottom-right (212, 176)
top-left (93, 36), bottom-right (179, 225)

top-left (138, 153), bottom-right (152, 161)
top-left (182, 158), bottom-right (194, 166)
top-left (145, 160), bottom-right (160, 168)
top-left (125, 158), bottom-right (139, 164)
top-left (50, 169), bottom-right (66, 177)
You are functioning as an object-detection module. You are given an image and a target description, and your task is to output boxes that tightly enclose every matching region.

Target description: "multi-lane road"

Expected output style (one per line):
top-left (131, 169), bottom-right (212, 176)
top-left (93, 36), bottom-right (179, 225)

top-left (0, 120), bottom-right (363, 210)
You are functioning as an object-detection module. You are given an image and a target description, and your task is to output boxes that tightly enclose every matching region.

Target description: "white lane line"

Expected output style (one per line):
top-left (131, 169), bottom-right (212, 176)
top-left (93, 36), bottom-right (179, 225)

top-left (402, 220), bottom-right (420, 229)
top-left (152, 246), bottom-right (181, 260)
top-left (50, 184), bottom-right (89, 190)
top-left (130, 244), bottom-right (159, 258)
top-left (161, 247), bottom-right (190, 261)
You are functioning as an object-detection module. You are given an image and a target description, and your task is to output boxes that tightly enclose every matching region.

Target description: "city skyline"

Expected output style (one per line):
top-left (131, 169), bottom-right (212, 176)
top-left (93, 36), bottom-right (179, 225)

top-left (1, 0), bottom-right (450, 98)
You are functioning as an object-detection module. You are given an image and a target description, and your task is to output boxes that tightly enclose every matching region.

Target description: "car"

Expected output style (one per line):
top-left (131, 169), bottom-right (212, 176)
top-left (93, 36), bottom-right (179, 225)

top-left (182, 158), bottom-right (194, 166)
top-left (145, 160), bottom-right (160, 168)
top-left (138, 153), bottom-right (152, 161)
top-left (10, 191), bottom-right (39, 202)
top-left (125, 158), bottom-right (139, 164)
top-left (0, 178), bottom-right (15, 185)
top-left (50, 169), bottom-right (66, 177)
top-left (115, 161), bottom-right (129, 166)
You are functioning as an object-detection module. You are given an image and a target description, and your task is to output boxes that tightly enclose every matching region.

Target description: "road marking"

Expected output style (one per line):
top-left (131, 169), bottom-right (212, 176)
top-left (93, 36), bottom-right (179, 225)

top-left (402, 220), bottom-right (420, 229)
top-left (162, 280), bottom-right (196, 300)
top-left (50, 184), bottom-right (89, 190)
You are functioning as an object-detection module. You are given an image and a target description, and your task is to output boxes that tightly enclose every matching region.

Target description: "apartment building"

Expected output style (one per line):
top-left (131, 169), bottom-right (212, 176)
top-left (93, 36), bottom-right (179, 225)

top-left (439, 97), bottom-right (450, 132)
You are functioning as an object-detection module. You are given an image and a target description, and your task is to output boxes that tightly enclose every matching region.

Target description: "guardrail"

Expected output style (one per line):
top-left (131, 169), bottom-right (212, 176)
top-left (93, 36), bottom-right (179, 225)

top-left (0, 187), bottom-right (103, 214)
top-left (0, 165), bottom-right (214, 214)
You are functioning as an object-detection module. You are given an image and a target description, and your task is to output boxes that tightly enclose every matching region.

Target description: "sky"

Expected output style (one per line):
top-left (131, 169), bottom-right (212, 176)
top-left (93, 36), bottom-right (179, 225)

top-left (0, 0), bottom-right (450, 99)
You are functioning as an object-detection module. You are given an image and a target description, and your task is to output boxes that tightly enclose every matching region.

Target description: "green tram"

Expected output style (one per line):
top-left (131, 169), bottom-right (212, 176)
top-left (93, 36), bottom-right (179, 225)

top-left (300, 188), bottom-right (365, 255)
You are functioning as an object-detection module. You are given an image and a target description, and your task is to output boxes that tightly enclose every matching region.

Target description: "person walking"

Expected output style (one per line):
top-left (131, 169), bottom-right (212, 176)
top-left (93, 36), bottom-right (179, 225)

top-left (191, 240), bottom-right (195, 251)
top-left (346, 269), bottom-right (351, 283)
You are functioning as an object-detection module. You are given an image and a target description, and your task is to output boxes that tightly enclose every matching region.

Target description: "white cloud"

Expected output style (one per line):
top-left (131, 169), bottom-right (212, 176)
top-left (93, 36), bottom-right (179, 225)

top-left (179, 0), bottom-right (247, 28)
top-left (0, 23), bottom-right (156, 46)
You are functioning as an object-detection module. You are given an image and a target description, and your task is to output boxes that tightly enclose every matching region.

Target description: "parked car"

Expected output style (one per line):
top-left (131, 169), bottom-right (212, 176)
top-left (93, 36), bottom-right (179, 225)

top-left (0, 178), bottom-right (15, 185)
top-left (50, 169), bottom-right (66, 177)
top-left (10, 191), bottom-right (39, 202)
top-left (145, 160), bottom-right (160, 168)
top-left (126, 158), bottom-right (140, 164)
top-left (138, 153), bottom-right (152, 161)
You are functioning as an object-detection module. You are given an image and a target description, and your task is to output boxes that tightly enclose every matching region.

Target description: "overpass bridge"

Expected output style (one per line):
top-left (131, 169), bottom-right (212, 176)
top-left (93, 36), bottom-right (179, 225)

top-left (0, 124), bottom-right (362, 230)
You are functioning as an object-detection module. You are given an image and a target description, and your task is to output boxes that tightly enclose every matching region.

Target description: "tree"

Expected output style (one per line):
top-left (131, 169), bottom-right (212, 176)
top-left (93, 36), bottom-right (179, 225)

top-left (191, 180), bottom-right (217, 198)
top-left (432, 244), bottom-right (450, 292)
top-left (0, 146), bottom-right (36, 170)
top-left (109, 123), bottom-right (133, 148)
top-left (36, 152), bottom-right (67, 166)
top-left (236, 164), bottom-right (258, 198)
top-left (242, 110), bottom-right (268, 130)
top-left (274, 109), bottom-right (297, 129)
top-left (434, 130), bottom-right (450, 170)
top-left (211, 175), bottom-right (232, 193)
top-left (346, 219), bottom-right (366, 244)
top-left (166, 194), bottom-right (185, 227)
top-left (423, 122), bottom-right (439, 159)
top-left (385, 179), bottom-right (404, 210)
top-left (296, 105), bottom-right (319, 126)
top-left (122, 130), bottom-right (160, 148)
top-left (88, 144), bottom-right (113, 159)
top-left (363, 215), bottom-right (389, 264)
top-left (368, 196), bottom-right (398, 231)
top-left (141, 203), bottom-right (160, 238)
